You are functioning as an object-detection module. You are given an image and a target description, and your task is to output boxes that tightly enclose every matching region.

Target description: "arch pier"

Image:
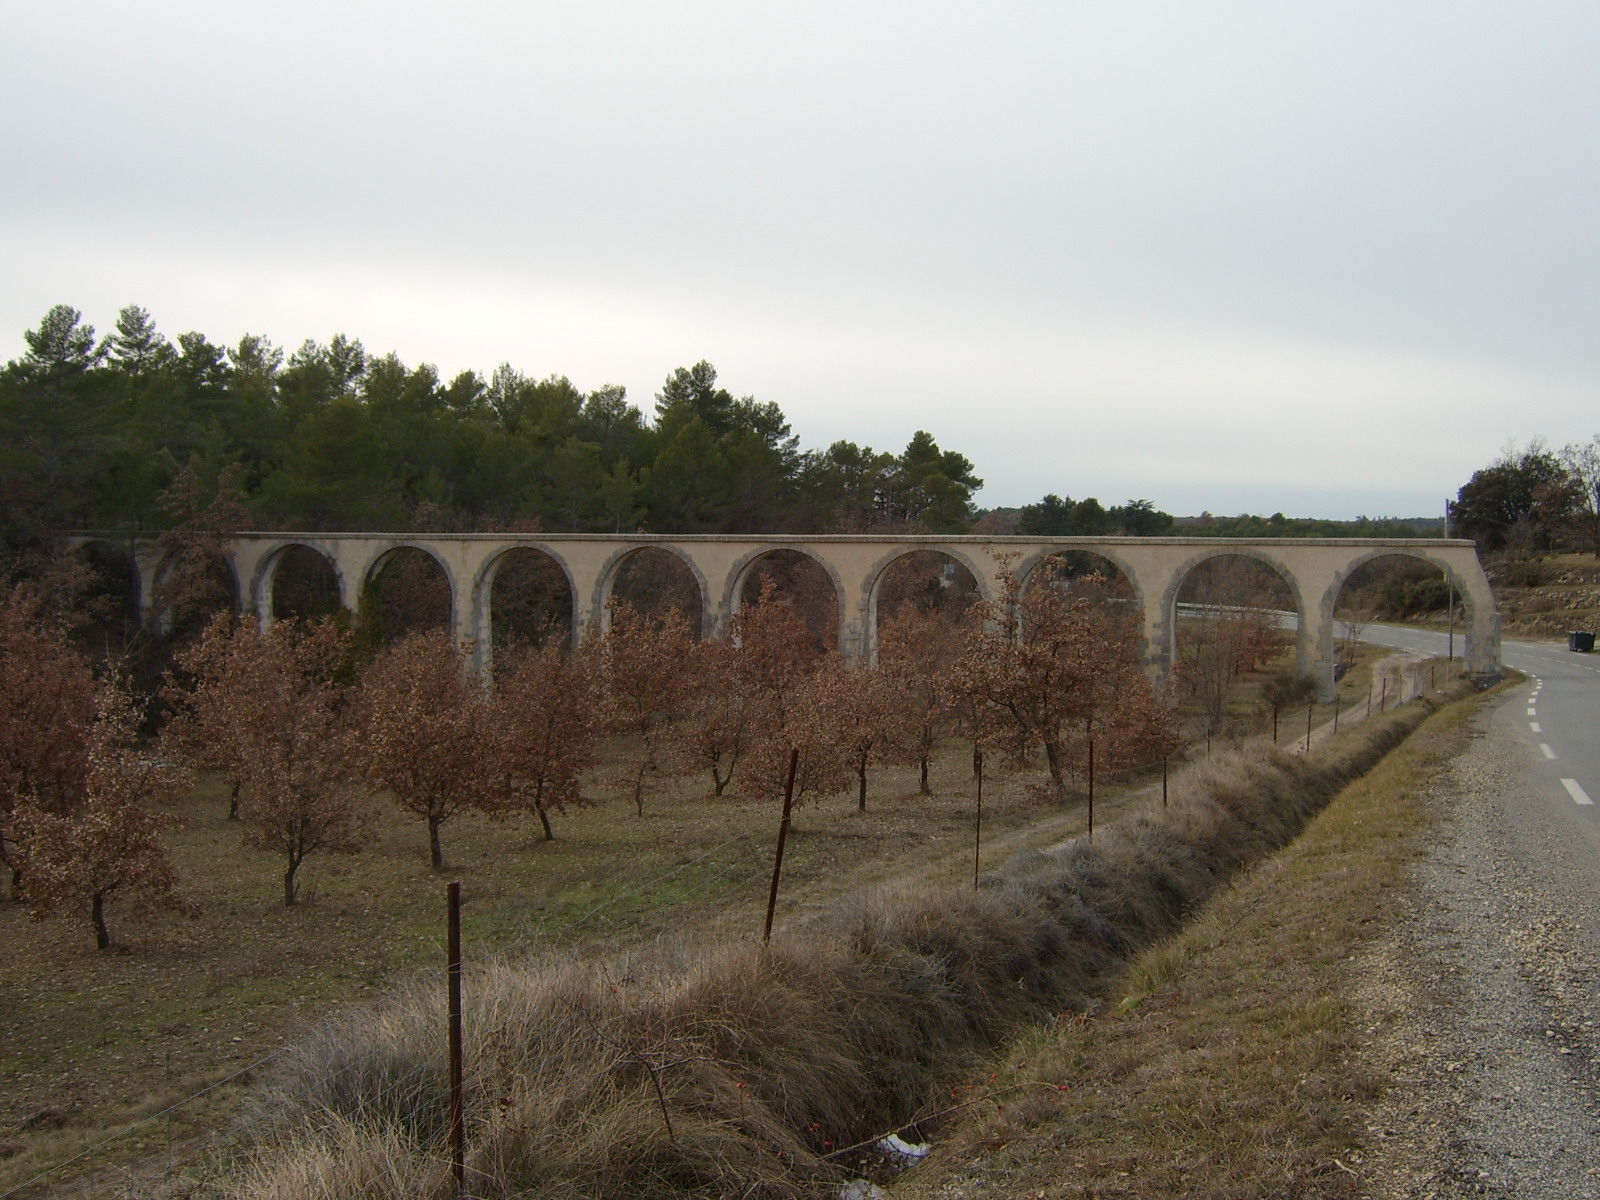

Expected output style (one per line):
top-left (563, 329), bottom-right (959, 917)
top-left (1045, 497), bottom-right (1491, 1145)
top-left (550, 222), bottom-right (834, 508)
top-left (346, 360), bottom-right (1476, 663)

top-left (78, 533), bottom-right (1501, 697)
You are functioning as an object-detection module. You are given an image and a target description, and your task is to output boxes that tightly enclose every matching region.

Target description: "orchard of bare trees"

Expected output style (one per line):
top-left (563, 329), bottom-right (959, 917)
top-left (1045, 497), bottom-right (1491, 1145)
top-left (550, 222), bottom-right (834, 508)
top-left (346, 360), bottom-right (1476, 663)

top-left (0, 544), bottom-right (1206, 949)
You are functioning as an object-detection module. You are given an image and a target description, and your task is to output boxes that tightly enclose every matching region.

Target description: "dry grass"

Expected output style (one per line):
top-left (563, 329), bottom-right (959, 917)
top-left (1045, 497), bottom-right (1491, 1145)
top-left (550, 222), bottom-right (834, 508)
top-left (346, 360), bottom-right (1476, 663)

top-left (894, 680), bottom-right (1501, 1200)
top-left (216, 681), bottom-right (1474, 1199)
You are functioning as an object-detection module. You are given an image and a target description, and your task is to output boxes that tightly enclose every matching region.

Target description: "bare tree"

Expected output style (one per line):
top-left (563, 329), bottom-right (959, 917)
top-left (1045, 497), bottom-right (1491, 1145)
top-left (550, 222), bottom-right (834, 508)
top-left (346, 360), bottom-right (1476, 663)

top-left (492, 639), bottom-right (604, 840)
top-left (166, 614), bottom-right (372, 904)
top-left (876, 605), bottom-right (963, 795)
top-left (0, 583), bottom-right (98, 896)
top-left (1176, 556), bottom-right (1292, 737)
top-left (1336, 607), bottom-right (1373, 677)
top-left (1559, 435), bottom-right (1600, 557)
top-left (152, 463), bottom-right (249, 637)
top-left (599, 601), bottom-right (694, 815)
top-left (15, 685), bottom-right (192, 948)
top-left (951, 559), bottom-right (1152, 804)
top-left (348, 630), bottom-right (495, 869)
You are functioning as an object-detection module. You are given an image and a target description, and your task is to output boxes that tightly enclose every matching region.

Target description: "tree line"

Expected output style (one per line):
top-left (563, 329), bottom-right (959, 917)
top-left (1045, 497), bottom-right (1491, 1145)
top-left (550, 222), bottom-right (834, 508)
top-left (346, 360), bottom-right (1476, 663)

top-left (0, 304), bottom-right (983, 560)
top-left (0, 555), bottom-right (1178, 948)
top-left (1448, 437), bottom-right (1600, 557)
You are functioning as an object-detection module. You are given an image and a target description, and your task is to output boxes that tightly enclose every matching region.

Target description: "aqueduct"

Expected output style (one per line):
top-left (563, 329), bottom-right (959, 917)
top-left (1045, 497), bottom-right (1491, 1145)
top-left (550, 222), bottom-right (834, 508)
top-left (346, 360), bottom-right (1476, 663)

top-left (79, 532), bottom-right (1501, 699)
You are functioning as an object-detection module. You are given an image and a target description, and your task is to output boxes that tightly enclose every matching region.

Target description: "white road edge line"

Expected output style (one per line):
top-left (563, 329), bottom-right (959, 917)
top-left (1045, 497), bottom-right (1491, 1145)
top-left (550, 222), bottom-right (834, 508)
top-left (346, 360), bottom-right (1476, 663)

top-left (1562, 779), bottom-right (1594, 806)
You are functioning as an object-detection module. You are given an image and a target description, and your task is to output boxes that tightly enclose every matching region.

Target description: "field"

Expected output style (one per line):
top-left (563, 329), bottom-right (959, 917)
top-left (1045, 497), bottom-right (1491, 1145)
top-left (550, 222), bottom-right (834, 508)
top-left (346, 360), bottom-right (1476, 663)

top-left (0, 640), bottom-right (1403, 1195)
top-left (0, 741), bottom-right (1139, 1193)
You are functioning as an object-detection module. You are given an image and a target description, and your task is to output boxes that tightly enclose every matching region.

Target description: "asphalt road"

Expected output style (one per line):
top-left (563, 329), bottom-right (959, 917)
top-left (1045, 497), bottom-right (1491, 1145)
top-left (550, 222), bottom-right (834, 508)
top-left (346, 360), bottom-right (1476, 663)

top-left (1365, 623), bottom-right (1600, 820)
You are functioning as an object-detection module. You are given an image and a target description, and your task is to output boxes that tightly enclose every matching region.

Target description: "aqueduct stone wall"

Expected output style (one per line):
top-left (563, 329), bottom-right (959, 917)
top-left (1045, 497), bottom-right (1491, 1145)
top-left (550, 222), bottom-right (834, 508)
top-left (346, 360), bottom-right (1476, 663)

top-left (82, 532), bottom-right (1501, 699)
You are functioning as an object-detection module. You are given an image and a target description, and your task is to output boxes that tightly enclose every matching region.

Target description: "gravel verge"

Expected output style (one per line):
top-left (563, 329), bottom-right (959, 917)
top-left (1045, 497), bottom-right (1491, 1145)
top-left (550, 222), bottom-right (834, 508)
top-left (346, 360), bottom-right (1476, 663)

top-left (1359, 690), bottom-right (1600, 1198)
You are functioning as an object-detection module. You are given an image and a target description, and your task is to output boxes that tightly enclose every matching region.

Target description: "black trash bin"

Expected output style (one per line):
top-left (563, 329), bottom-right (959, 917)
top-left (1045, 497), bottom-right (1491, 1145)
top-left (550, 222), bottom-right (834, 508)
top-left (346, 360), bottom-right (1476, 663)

top-left (1569, 631), bottom-right (1595, 653)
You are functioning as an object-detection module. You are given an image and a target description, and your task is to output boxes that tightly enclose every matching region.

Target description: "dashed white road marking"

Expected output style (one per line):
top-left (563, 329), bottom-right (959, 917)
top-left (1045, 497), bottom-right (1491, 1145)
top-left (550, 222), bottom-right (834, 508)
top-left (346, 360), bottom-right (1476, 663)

top-left (1528, 708), bottom-right (1538, 716)
top-left (1562, 779), bottom-right (1594, 806)
top-left (1530, 722), bottom-right (1543, 733)
top-left (1541, 744), bottom-right (1557, 759)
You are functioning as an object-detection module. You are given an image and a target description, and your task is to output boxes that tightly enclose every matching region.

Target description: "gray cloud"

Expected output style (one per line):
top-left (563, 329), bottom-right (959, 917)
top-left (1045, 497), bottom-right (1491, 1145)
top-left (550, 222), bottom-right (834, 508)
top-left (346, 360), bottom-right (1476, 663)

top-left (5, 0), bottom-right (1598, 517)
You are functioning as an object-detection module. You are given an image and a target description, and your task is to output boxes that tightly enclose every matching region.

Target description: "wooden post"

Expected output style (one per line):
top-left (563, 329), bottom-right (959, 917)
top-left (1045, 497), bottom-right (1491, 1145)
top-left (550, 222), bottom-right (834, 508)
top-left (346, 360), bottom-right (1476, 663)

top-left (447, 882), bottom-right (464, 1198)
top-left (973, 750), bottom-right (984, 889)
top-left (1086, 738), bottom-right (1095, 837)
top-left (762, 750), bottom-right (800, 945)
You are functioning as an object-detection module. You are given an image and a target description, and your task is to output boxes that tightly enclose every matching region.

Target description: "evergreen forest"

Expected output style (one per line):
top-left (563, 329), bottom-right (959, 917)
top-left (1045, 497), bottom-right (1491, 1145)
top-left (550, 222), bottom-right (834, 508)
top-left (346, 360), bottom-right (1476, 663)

top-left (0, 304), bottom-right (984, 559)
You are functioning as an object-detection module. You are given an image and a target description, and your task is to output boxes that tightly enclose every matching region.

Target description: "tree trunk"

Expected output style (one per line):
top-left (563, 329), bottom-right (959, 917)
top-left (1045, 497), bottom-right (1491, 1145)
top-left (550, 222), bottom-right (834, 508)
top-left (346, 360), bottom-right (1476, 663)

top-left (857, 762), bottom-right (868, 813)
top-left (1043, 739), bottom-right (1066, 805)
top-left (228, 778), bottom-right (241, 820)
top-left (91, 891), bottom-right (110, 950)
top-left (428, 815), bottom-right (444, 869)
top-left (284, 854), bottom-right (302, 906)
top-left (713, 764), bottom-right (731, 796)
top-left (537, 801), bottom-right (554, 842)
top-left (919, 755), bottom-right (930, 796)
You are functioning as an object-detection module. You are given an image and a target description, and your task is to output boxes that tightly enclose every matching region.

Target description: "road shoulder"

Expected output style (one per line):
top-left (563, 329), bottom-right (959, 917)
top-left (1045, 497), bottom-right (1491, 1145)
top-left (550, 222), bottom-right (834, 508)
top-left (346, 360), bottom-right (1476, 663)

top-left (1358, 684), bottom-right (1600, 1198)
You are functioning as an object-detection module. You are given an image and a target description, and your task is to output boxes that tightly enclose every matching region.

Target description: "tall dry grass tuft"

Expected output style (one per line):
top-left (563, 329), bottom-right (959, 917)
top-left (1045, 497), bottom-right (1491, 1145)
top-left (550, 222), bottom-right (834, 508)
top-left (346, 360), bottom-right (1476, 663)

top-left (233, 687), bottom-right (1460, 1198)
top-left (226, 1118), bottom-right (454, 1200)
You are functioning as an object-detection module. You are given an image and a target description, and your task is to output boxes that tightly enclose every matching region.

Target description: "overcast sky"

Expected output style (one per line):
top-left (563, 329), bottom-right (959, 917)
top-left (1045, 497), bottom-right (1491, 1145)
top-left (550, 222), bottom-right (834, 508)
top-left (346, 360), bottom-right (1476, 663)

top-left (4, 1), bottom-right (1597, 520)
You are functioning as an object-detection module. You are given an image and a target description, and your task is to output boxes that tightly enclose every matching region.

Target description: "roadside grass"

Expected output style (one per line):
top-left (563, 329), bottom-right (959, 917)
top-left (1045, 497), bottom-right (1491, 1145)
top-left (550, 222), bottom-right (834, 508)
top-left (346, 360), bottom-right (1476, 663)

top-left (893, 678), bottom-right (1505, 1200)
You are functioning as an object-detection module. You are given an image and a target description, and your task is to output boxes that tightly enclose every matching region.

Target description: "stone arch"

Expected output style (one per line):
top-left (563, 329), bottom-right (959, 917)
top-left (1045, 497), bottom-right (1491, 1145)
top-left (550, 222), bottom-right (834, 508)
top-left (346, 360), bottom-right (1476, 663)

top-left (1011, 546), bottom-right (1145, 667)
top-left (861, 546), bottom-right (984, 662)
top-left (474, 545), bottom-right (577, 661)
top-left (363, 543), bottom-right (455, 641)
top-left (1167, 548), bottom-right (1303, 733)
top-left (598, 544), bottom-right (704, 640)
top-left (585, 544), bottom-right (710, 640)
top-left (1321, 546), bottom-right (1480, 675)
top-left (726, 546), bottom-right (845, 656)
top-left (149, 544), bottom-right (241, 636)
top-left (1013, 545), bottom-right (1143, 605)
top-left (254, 542), bottom-right (344, 621)
top-left (1164, 546), bottom-right (1302, 641)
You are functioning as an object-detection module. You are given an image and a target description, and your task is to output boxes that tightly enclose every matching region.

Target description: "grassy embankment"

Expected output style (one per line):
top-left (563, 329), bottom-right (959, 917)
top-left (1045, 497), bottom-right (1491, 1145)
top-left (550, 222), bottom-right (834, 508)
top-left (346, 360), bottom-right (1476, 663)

top-left (0, 639), bottom-right (1415, 1196)
top-left (896, 677), bottom-right (1506, 1199)
top-left (213, 661), bottom-right (1478, 1198)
